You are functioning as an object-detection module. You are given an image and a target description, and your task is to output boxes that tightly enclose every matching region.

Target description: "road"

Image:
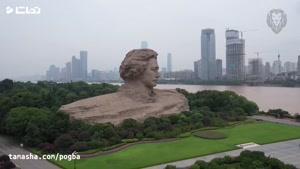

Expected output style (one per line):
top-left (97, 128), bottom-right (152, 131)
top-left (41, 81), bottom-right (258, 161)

top-left (0, 135), bottom-right (60, 169)
top-left (145, 138), bottom-right (300, 169)
top-left (250, 115), bottom-right (300, 126)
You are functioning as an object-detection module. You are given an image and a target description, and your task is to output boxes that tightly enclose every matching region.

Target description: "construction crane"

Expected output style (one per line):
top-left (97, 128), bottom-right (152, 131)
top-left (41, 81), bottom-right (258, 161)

top-left (252, 50), bottom-right (282, 67)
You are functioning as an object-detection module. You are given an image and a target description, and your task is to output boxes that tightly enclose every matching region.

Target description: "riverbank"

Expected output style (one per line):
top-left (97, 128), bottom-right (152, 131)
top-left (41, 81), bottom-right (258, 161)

top-left (250, 115), bottom-right (300, 126)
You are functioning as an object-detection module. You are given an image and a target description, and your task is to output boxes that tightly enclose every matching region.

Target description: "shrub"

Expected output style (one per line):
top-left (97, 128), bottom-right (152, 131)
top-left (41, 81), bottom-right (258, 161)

top-left (267, 109), bottom-right (291, 118)
top-left (177, 132), bottom-right (191, 138)
top-left (78, 131), bottom-right (91, 141)
top-left (54, 134), bottom-right (74, 152)
top-left (121, 138), bottom-right (139, 143)
top-left (102, 143), bottom-right (126, 151)
top-left (39, 143), bottom-right (55, 153)
top-left (86, 140), bottom-right (104, 149)
top-left (70, 142), bottom-right (89, 152)
top-left (141, 138), bottom-right (155, 141)
top-left (295, 114), bottom-right (300, 122)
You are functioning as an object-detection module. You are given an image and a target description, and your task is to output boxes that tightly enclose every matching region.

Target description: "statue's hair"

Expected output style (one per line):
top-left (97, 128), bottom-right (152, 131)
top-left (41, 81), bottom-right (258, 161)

top-left (120, 49), bottom-right (158, 81)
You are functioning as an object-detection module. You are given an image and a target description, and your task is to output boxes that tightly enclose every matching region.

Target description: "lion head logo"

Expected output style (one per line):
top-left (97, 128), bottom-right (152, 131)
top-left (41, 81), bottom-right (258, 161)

top-left (267, 9), bottom-right (287, 34)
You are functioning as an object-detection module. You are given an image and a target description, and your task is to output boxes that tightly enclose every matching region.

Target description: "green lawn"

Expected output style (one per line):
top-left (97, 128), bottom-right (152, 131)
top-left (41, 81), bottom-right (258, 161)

top-left (55, 122), bottom-right (300, 169)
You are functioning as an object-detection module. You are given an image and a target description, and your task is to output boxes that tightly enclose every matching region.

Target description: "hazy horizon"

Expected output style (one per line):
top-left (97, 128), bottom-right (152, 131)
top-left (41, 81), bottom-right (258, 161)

top-left (1, 0), bottom-right (300, 80)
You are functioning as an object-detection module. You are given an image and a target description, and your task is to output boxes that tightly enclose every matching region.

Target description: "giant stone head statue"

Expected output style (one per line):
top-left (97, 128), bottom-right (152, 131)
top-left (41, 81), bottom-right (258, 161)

top-left (60, 48), bottom-right (189, 125)
top-left (119, 49), bottom-right (160, 89)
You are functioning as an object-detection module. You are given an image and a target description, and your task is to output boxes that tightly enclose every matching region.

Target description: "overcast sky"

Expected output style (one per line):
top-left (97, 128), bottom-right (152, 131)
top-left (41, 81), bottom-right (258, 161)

top-left (0, 0), bottom-right (300, 80)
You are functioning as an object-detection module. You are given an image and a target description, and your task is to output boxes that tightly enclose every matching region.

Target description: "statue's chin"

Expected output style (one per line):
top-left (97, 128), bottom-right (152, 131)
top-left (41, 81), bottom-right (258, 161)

top-left (145, 86), bottom-right (154, 90)
top-left (146, 83), bottom-right (156, 89)
top-left (152, 80), bottom-right (158, 87)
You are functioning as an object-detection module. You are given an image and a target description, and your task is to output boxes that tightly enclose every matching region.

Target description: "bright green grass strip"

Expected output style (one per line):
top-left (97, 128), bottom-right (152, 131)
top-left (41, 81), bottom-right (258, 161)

top-left (55, 122), bottom-right (300, 169)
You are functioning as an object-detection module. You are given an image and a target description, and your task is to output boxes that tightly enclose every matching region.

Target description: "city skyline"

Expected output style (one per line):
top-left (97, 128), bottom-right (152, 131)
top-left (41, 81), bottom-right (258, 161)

top-left (44, 45), bottom-right (299, 83)
top-left (1, 0), bottom-right (300, 80)
top-left (45, 50), bottom-right (120, 82)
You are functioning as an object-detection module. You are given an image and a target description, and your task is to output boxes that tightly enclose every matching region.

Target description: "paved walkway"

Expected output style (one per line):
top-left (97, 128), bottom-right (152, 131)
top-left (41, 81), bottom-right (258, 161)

top-left (0, 135), bottom-right (60, 169)
top-left (250, 115), bottom-right (300, 126)
top-left (145, 139), bottom-right (300, 169)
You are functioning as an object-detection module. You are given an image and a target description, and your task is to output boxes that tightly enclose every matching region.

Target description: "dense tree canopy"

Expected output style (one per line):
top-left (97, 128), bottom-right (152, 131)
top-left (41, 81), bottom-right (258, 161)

top-left (264, 109), bottom-right (291, 118)
top-left (186, 90), bottom-right (258, 115)
top-left (0, 79), bottom-right (13, 93)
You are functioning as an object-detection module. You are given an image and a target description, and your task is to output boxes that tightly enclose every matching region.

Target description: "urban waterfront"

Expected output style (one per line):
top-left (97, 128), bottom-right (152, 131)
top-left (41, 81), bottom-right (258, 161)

top-left (155, 84), bottom-right (300, 115)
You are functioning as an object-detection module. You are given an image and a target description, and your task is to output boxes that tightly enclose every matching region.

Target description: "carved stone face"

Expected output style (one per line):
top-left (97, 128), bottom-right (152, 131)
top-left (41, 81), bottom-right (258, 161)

top-left (140, 58), bottom-right (160, 89)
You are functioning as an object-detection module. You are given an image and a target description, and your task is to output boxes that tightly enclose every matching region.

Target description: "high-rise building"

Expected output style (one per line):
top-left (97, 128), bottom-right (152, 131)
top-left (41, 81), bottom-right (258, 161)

top-left (80, 50), bottom-right (88, 80)
top-left (284, 61), bottom-right (296, 72)
top-left (272, 60), bottom-right (282, 75)
top-left (216, 59), bottom-right (222, 80)
top-left (167, 53), bottom-right (172, 73)
top-left (172, 70), bottom-right (194, 80)
top-left (60, 67), bottom-right (66, 81)
top-left (65, 62), bottom-right (72, 82)
top-left (200, 28), bottom-right (216, 80)
top-left (46, 50), bottom-right (88, 82)
top-left (272, 55), bottom-right (282, 75)
top-left (71, 51), bottom-right (88, 82)
top-left (160, 67), bottom-right (167, 79)
top-left (193, 60), bottom-right (201, 79)
top-left (46, 65), bottom-right (60, 81)
top-left (141, 41), bottom-right (148, 49)
top-left (264, 62), bottom-right (271, 79)
top-left (91, 69), bottom-right (102, 82)
top-left (71, 56), bottom-right (81, 81)
top-left (248, 58), bottom-right (264, 80)
top-left (225, 29), bottom-right (245, 81)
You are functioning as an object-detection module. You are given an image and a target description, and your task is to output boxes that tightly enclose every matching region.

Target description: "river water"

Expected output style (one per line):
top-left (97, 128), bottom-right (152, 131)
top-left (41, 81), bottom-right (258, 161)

top-left (156, 84), bottom-right (300, 115)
